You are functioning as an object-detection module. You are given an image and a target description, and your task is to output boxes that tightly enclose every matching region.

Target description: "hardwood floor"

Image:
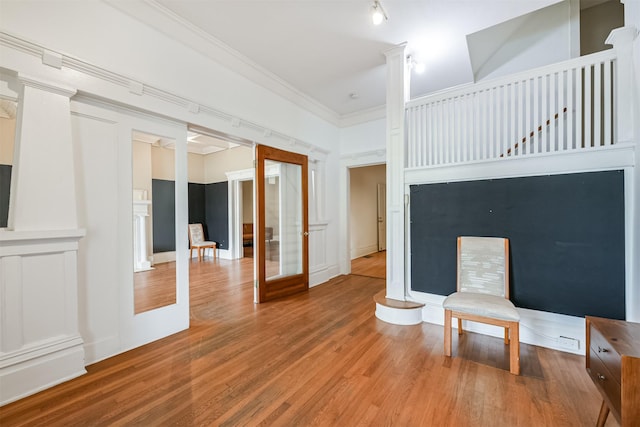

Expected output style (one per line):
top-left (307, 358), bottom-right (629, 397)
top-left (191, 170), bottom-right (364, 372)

top-left (134, 262), bottom-right (177, 313)
top-left (351, 251), bottom-right (386, 279)
top-left (1, 256), bottom-right (616, 426)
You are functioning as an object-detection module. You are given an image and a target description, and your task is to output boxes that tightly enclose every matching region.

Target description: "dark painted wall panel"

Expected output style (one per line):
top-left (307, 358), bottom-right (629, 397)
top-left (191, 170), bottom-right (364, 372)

top-left (410, 171), bottom-right (625, 320)
top-left (205, 182), bottom-right (228, 250)
top-left (0, 164), bottom-right (10, 228)
top-left (152, 179), bottom-right (176, 253)
top-left (188, 183), bottom-right (206, 225)
top-left (152, 179), bottom-right (229, 252)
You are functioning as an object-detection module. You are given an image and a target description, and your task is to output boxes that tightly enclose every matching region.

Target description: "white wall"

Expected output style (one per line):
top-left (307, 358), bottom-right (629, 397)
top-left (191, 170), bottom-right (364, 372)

top-left (188, 153), bottom-right (206, 184)
top-left (0, 117), bottom-right (15, 165)
top-left (467, 0), bottom-right (578, 81)
top-left (204, 146), bottom-right (253, 184)
top-left (339, 118), bottom-right (386, 156)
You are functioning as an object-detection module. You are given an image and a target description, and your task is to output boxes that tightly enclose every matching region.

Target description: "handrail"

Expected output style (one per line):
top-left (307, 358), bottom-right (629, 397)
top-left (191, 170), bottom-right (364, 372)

top-left (501, 108), bottom-right (568, 157)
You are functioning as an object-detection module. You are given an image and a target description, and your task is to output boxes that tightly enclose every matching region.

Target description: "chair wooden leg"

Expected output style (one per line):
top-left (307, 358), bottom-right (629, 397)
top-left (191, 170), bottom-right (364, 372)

top-left (457, 318), bottom-right (463, 335)
top-left (509, 321), bottom-right (520, 375)
top-left (444, 309), bottom-right (452, 357)
top-left (596, 400), bottom-right (609, 427)
top-left (198, 248), bottom-right (203, 261)
top-left (504, 327), bottom-right (510, 344)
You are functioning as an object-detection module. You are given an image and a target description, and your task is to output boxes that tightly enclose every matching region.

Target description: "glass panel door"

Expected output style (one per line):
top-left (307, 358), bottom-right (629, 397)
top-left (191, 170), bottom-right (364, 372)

top-left (256, 145), bottom-right (308, 302)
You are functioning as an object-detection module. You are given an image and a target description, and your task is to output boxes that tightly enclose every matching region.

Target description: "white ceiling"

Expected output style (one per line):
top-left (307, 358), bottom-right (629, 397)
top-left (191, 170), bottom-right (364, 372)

top-left (111, 0), bottom-right (615, 122)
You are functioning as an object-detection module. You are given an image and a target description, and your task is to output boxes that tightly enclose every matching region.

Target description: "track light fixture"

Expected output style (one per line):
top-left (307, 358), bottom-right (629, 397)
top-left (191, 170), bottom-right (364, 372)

top-left (371, 0), bottom-right (388, 25)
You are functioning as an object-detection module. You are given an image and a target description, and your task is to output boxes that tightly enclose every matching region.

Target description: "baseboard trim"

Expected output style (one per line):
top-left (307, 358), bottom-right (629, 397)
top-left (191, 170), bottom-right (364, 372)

top-left (0, 340), bottom-right (86, 406)
top-left (310, 264), bottom-right (339, 287)
top-left (412, 291), bottom-right (585, 355)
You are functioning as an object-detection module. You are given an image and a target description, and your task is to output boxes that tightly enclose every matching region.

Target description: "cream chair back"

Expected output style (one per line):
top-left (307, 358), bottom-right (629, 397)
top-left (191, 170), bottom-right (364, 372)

top-left (457, 236), bottom-right (508, 298)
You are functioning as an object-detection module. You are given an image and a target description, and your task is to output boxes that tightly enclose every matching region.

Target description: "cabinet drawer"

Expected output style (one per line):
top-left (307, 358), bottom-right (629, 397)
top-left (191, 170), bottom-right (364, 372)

top-left (588, 348), bottom-right (621, 416)
top-left (590, 324), bottom-right (622, 382)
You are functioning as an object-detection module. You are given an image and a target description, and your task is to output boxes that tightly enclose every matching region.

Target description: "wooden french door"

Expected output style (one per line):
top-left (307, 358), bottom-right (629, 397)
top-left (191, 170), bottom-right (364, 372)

top-left (255, 145), bottom-right (309, 303)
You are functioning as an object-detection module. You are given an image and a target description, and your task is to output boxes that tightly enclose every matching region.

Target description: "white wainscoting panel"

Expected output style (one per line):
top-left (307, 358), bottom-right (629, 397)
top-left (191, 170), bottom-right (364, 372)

top-left (0, 230), bottom-right (86, 405)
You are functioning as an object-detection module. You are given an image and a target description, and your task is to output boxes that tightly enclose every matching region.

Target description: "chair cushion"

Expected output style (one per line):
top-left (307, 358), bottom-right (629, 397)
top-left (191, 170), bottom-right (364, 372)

top-left (192, 241), bottom-right (216, 247)
top-left (443, 292), bottom-right (520, 321)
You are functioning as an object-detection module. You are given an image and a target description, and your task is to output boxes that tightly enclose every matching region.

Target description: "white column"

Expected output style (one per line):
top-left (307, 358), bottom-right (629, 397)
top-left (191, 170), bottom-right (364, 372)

top-left (9, 75), bottom-right (78, 230)
top-left (384, 44), bottom-right (410, 301)
top-left (606, 26), bottom-right (639, 321)
top-left (0, 75), bottom-right (86, 405)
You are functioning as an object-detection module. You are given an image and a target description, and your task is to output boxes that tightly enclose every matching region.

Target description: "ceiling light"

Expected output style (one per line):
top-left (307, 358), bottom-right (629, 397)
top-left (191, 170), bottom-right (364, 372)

top-left (371, 1), bottom-right (387, 25)
top-left (407, 55), bottom-right (426, 74)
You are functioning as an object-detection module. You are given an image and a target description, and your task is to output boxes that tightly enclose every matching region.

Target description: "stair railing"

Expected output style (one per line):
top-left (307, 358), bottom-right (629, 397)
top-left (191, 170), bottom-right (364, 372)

top-left (406, 49), bottom-right (617, 168)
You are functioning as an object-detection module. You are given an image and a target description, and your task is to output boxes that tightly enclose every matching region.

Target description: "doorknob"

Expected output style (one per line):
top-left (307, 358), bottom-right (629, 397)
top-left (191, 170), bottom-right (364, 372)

top-left (303, 231), bottom-right (309, 236)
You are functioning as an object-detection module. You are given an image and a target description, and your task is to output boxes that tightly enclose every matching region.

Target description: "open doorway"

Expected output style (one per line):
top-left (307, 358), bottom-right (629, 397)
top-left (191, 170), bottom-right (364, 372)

top-left (241, 180), bottom-right (254, 258)
top-left (348, 164), bottom-right (386, 279)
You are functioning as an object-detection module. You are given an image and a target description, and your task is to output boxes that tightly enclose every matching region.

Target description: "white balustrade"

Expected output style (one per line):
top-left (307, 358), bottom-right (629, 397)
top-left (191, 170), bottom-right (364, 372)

top-left (406, 49), bottom-right (618, 168)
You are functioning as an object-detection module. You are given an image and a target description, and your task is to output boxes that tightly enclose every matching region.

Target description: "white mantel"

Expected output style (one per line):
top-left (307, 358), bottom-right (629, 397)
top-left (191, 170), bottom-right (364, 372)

top-left (133, 199), bottom-right (153, 272)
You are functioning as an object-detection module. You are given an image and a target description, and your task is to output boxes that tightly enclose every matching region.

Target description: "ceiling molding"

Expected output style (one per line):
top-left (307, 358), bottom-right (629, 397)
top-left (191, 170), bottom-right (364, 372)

top-left (105, 0), bottom-right (342, 126)
top-left (0, 31), bottom-right (330, 158)
top-left (339, 104), bottom-right (386, 127)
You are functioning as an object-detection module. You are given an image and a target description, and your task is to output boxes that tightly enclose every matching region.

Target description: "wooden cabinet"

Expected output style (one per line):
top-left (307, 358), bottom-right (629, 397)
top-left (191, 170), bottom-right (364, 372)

top-left (586, 316), bottom-right (640, 427)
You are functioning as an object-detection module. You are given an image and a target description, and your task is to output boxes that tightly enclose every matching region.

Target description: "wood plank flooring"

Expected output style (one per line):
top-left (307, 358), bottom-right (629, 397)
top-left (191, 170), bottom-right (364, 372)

top-left (1, 256), bottom-right (616, 426)
top-left (351, 251), bottom-right (386, 279)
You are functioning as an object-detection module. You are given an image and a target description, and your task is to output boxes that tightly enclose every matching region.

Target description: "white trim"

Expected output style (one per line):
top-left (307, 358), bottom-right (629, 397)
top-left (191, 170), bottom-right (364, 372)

top-left (375, 303), bottom-right (423, 326)
top-left (351, 244), bottom-right (379, 260)
top-left (405, 143), bottom-right (635, 185)
top-left (0, 343), bottom-right (86, 406)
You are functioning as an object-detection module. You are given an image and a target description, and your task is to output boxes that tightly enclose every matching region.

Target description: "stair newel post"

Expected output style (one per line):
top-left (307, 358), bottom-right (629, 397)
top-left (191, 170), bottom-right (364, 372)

top-left (606, 26), bottom-right (638, 144)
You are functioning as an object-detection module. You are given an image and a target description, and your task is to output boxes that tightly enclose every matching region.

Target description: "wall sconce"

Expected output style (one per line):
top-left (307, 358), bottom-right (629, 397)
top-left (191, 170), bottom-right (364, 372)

top-left (372, 1), bottom-right (388, 25)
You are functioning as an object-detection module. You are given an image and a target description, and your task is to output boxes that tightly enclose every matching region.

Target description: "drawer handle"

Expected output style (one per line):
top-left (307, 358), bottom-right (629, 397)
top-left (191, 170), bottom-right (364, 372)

top-left (597, 346), bottom-right (608, 353)
top-left (597, 373), bottom-right (606, 381)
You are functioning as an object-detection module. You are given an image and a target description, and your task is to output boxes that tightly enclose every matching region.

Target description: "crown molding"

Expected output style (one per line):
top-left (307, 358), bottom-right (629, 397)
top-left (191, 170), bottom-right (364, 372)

top-left (0, 31), bottom-right (330, 158)
top-left (339, 104), bottom-right (386, 127)
top-left (18, 73), bottom-right (76, 98)
top-left (104, 0), bottom-right (341, 126)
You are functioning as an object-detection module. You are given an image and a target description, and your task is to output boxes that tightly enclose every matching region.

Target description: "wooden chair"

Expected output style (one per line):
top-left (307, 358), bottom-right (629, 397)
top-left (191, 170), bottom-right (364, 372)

top-left (443, 236), bottom-right (520, 375)
top-left (188, 223), bottom-right (217, 261)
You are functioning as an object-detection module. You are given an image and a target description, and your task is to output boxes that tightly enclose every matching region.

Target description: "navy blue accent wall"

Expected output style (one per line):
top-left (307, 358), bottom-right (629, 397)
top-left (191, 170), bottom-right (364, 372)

top-left (152, 179), bottom-right (229, 252)
top-left (0, 164), bottom-right (11, 228)
top-left (409, 170), bottom-right (625, 320)
top-left (204, 182), bottom-right (228, 250)
top-left (152, 179), bottom-right (176, 253)
top-left (188, 183), bottom-right (206, 225)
